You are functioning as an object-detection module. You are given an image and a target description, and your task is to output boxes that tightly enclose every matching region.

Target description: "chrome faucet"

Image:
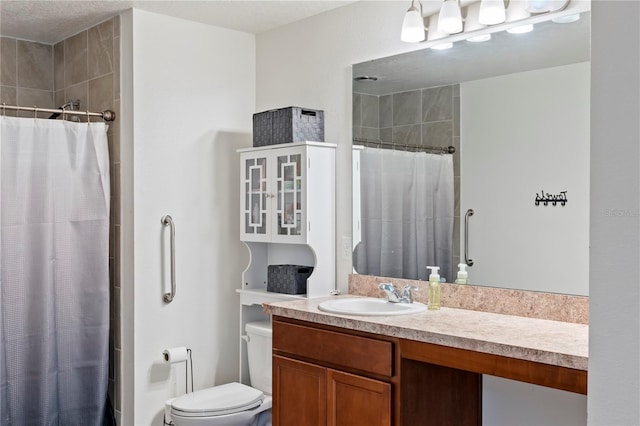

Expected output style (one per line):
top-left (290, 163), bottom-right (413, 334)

top-left (378, 283), bottom-right (418, 304)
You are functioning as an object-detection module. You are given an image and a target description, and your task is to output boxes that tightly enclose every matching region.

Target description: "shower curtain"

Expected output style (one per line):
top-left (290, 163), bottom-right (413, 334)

top-left (0, 116), bottom-right (110, 425)
top-left (354, 147), bottom-right (454, 281)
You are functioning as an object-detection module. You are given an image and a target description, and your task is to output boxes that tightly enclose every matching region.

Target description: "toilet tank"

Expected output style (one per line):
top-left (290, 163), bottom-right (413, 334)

top-left (245, 321), bottom-right (272, 395)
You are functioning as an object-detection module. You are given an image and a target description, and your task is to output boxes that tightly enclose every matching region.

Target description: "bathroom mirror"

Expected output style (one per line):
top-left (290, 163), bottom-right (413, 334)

top-left (352, 12), bottom-right (590, 296)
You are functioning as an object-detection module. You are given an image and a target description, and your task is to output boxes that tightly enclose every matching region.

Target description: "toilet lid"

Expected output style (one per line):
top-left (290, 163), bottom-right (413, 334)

top-left (171, 382), bottom-right (264, 417)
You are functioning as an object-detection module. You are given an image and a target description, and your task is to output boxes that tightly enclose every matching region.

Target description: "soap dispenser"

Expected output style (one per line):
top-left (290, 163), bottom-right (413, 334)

top-left (454, 263), bottom-right (469, 285)
top-left (427, 266), bottom-right (441, 310)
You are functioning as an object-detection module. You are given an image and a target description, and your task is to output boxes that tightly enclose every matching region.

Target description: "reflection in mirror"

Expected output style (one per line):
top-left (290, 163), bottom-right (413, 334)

top-left (352, 12), bottom-right (590, 295)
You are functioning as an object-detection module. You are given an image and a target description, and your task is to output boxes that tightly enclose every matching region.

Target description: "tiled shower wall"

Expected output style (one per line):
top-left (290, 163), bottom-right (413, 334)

top-left (353, 85), bottom-right (462, 275)
top-left (1, 16), bottom-right (121, 424)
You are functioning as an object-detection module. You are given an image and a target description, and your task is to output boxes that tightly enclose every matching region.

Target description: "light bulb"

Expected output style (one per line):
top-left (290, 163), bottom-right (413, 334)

top-left (438, 0), bottom-right (463, 35)
top-left (401, 3), bottom-right (425, 43)
top-left (479, 0), bottom-right (506, 25)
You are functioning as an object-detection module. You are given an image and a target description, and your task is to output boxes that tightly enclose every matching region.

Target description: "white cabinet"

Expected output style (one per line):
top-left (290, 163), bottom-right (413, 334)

top-left (240, 145), bottom-right (308, 243)
top-left (236, 141), bottom-right (336, 385)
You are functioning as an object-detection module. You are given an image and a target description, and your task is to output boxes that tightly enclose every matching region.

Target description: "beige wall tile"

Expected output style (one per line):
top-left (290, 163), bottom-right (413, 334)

top-left (108, 322), bottom-right (115, 380)
top-left (115, 348), bottom-right (121, 411)
top-left (88, 74), bottom-right (113, 120)
top-left (54, 42), bottom-right (64, 91)
top-left (109, 100), bottom-right (120, 162)
top-left (111, 163), bottom-right (121, 226)
top-left (17, 40), bottom-right (53, 91)
top-left (65, 82), bottom-right (88, 116)
top-left (64, 31), bottom-right (88, 87)
top-left (16, 88), bottom-right (53, 117)
top-left (1, 86), bottom-right (17, 115)
top-left (113, 15), bottom-right (120, 38)
top-left (113, 224), bottom-right (120, 289)
top-left (54, 90), bottom-right (65, 109)
top-left (1, 37), bottom-right (17, 87)
top-left (114, 286), bottom-right (121, 349)
top-left (88, 19), bottom-right (113, 79)
top-left (113, 37), bottom-right (120, 101)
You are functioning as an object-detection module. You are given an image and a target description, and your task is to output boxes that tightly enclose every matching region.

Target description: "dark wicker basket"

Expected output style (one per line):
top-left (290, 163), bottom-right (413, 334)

top-left (253, 107), bottom-right (324, 147)
top-left (267, 264), bottom-right (314, 295)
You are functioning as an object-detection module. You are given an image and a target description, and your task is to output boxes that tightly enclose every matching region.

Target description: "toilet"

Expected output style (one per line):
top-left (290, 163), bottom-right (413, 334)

top-left (165, 321), bottom-right (273, 426)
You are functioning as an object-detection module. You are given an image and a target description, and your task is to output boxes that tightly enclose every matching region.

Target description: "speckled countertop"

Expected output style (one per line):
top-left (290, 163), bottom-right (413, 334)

top-left (264, 296), bottom-right (588, 371)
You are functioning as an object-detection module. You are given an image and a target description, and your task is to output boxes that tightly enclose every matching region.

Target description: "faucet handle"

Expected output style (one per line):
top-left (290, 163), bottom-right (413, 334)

top-left (402, 285), bottom-right (419, 303)
top-left (378, 283), bottom-right (401, 303)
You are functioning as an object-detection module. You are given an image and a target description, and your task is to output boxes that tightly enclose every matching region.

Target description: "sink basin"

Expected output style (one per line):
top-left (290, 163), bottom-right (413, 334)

top-left (317, 297), bottom-right (427, 316)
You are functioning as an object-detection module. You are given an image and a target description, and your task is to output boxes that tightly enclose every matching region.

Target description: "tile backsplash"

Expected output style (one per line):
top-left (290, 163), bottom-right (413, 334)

top-left (349, 274), bottom-right (589, 324)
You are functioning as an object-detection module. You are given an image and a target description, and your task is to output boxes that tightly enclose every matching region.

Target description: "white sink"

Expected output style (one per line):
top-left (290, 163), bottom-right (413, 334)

top-left (317, 297), bottom-right (427, 316)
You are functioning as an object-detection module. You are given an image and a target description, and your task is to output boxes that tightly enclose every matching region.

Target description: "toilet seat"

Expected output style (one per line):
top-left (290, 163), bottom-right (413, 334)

top-left (171, 382), bottom-right (264, 418)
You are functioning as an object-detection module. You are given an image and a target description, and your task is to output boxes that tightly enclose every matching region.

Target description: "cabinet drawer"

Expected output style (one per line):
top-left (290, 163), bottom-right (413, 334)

top-left (273, 320), bottom-right (393, 376)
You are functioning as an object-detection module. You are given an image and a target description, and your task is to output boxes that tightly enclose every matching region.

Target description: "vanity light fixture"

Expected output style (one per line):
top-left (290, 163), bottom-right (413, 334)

top-left (464, 2), bottom-right (492, 42)
top-left (399, 0), bottom-right (582, 46)
top-left (478, 0), bottom-right (506, 25)
top-left (401, 0), bottom-right (426, 42)
top-left (506, 0), bottom-right (534, 33)
top-left (438, 0), bottom-right (463, 35)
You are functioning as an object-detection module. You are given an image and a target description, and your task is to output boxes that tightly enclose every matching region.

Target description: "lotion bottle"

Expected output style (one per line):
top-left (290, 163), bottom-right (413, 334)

top-left (427, 266), bottom-right (441, 310)
top-left (454, 263), bottom-right (469, 285)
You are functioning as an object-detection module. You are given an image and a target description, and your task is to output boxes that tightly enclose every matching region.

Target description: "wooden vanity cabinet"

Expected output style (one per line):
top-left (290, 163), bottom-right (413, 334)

top-left (272, 317), bottom-right (483, 426)
top-left (272, 317), bottom-right (395, 426)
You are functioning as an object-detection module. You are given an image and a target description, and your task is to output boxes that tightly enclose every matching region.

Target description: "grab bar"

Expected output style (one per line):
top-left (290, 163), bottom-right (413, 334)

top-left (464, 209), bottom-right (474, 267)
top-left (162, 215), bottom-right (176, 303)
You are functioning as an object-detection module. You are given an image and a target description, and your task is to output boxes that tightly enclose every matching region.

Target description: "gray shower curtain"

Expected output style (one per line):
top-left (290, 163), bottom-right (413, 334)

top-left (354, 147), bottom-right (454, 281)
top-left (0, 116), bottom-right (110, 426)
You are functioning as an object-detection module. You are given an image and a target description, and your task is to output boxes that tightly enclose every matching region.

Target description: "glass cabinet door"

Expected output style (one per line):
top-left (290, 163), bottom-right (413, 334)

top-left (242, 154), bottom-right (269, 239)
top-left (275, 152), bottom-right (303, 237)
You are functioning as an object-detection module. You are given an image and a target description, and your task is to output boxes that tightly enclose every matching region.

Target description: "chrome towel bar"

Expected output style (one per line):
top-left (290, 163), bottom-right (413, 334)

top-left (162, 215), bottom-right (176, 303)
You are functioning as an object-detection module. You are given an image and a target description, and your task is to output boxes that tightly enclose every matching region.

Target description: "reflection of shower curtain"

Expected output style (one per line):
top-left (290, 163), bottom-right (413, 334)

top-left (354, 147), bottom-right (454, 281)
top-left (0, 116), bottom-right (110, 425)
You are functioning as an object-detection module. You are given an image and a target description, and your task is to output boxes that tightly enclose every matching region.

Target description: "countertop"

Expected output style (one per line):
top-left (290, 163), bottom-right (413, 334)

top-left (264, 296), bottom-right (588, 371)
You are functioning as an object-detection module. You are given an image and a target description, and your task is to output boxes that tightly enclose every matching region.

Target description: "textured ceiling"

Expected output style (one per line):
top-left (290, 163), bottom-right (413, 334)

top-left (0, 0), bottom-right (356, 44)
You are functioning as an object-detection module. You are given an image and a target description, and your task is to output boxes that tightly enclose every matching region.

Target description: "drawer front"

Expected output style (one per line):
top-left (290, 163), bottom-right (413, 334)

top-left (273, 320), bottom-right (393, 376)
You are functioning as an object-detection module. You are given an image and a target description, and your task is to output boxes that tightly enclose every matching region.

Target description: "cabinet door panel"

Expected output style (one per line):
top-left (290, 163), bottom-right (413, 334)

top-left (241, 153), bottom-right (270, 241)
top-left (327, 369), bottom-right (391, 426)
top-left (273, 355), bottom-right (326, 426)
top-left (272, 148), bottom-right (306, 243)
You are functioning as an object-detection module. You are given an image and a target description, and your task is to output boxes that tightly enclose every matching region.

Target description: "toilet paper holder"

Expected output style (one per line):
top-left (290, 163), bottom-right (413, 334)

top-left (163, 347), bottom-right (194, 394)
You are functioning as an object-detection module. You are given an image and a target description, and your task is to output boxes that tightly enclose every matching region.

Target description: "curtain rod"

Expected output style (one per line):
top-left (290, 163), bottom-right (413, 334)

top-left (353, 137), bottom-right (455, 154)
top-left (1, 103), bottom-right (116, 122)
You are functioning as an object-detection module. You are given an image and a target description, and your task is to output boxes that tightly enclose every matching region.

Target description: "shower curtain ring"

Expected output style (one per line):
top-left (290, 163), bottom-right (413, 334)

top-left (86, 111), bottom-right (90, 123)
top-left (33, 106), bottom-right (38, 119)
top-left (2, 103), bottom-right (5, 116)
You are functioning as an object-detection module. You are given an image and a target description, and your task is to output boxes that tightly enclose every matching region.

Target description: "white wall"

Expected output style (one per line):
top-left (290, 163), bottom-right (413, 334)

top-left (461, 62), bottom-right (590, 295)
top-left (121, 9), bottom-right (255, 425)
top-left (589, 1), bottom-right (640, 424)
top-left (256, 2), bottom-right (427, 293)
top-left (257, 1), bottom-right (587, 424)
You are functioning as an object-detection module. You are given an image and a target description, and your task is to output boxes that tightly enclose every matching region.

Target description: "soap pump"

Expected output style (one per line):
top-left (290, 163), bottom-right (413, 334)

top-left (426, 266), bottom-right (441, 310)
top-left (454, 263), bottom-right (469, 285)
